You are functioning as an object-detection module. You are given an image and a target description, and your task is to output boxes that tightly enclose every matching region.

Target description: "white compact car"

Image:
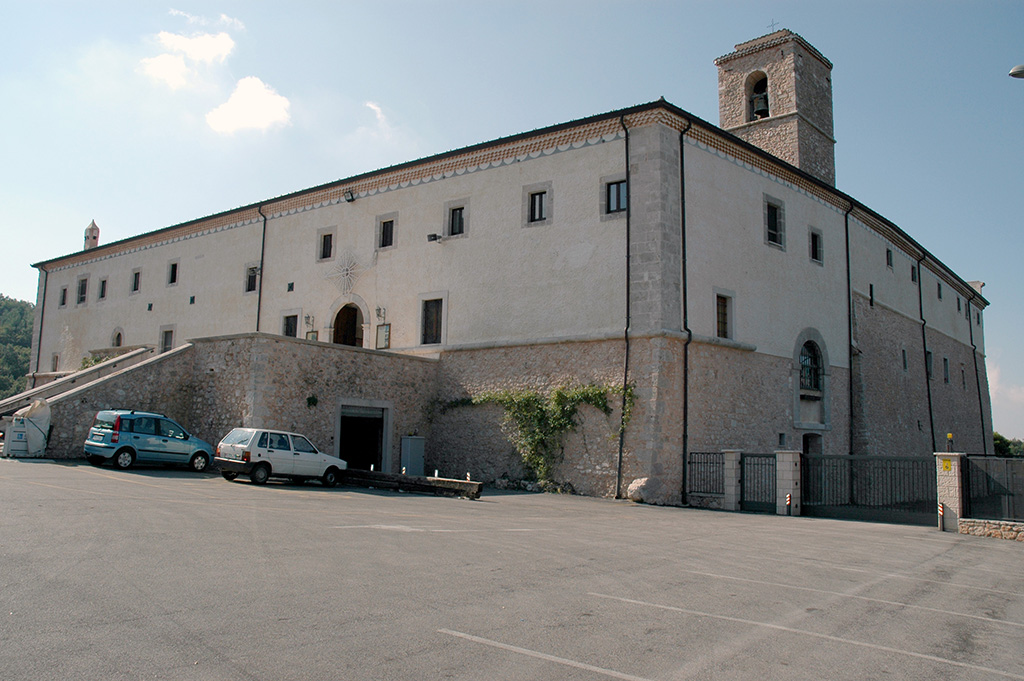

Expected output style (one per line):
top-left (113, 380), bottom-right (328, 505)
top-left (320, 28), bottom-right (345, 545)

top-left (215, 428), bottom-right (346, 486)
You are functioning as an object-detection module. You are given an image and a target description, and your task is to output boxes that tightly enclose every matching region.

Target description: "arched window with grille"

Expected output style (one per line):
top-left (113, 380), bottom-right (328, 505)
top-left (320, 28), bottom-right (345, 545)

top-left (800, 341), bottom-right (823, 392)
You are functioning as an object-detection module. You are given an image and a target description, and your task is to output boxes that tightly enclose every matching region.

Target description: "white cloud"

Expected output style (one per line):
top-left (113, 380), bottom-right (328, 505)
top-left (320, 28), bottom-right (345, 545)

top-left (156, 31), bottom-right (234, 63)
top-left (168, 9), bottom-right (245, 30)
top-left (206, 77), bottom-right (291, 134)
top-left (359, 101), bottom-right (394, 141)
top-left (138, 53), bottom-right (191, 89)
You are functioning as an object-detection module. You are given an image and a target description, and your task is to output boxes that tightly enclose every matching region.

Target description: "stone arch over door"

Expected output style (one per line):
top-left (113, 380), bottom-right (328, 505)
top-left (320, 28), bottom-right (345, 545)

top-left (328, 295), bottom-right (370, 348)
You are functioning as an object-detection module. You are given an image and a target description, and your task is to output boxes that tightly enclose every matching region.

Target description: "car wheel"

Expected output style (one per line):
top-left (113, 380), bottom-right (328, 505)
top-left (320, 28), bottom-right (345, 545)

top-left (249, 464), bottom-right (270, 485)
top-left (86, 455), bottom-right (105, 466)
top-left (112, 449), bottom-right (135, 470)
top-left (189, 453), bottom-right (210, 472)
top-left (221, 470), bottom-right (239, 481)
top-left (321, 467), bottom-right (339, 488)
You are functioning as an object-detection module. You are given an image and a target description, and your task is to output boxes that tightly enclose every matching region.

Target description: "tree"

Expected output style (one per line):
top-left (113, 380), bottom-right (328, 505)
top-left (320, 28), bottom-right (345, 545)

top-left (0, 295), bottom-right (34, 400)
top-left (993, 432), bottom-right (1024, 457)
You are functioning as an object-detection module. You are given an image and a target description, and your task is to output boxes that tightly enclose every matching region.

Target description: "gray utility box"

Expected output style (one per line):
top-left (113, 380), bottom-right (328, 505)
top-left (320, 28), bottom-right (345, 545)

top-left (400, 436), bottom-right (425, 477)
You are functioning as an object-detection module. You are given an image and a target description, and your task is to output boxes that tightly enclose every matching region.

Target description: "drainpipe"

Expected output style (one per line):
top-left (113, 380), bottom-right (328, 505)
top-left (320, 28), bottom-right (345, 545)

top-left (679, 120), bottom-right (693, 504)
top-left (32, 268), bottom-right (48, 388)
top-left (256, 205), bottom-right (268, 333)
top-left (843, 203), bottom-right (854, 454)
top-left (614, 116), bottom-right (631, 499)
top-left (966, 293), bottom-right (988, 454)
top-left (917, 255), bottom-right (937, 452)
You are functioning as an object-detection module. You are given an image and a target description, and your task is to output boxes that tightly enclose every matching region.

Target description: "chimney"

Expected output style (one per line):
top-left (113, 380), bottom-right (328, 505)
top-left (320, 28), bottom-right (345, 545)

top-left (84, 220), bottom-right (100, 250)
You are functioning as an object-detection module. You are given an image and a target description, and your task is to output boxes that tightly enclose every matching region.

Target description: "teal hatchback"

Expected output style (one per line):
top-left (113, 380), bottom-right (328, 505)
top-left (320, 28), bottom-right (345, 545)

top-left (84, 409), bottom-right (214, 472)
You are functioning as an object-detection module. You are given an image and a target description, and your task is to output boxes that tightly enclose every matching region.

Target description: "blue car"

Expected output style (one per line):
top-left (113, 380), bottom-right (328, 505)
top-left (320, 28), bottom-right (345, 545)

top-left (84, 409), bottom-right (214, 472)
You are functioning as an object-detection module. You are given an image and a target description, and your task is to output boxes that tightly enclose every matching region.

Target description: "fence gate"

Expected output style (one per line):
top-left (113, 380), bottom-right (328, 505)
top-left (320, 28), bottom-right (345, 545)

top-left (740, 453), bottom-right (776, 513)
top-left (801, 455), bottom-right (936, 526)
top-left (963, 457), bottom-right (1024, 522)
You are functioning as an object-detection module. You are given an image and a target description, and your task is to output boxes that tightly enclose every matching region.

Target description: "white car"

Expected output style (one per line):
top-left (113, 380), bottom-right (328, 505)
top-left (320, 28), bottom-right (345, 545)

top-left (215, 428), bottom-right (346, 486)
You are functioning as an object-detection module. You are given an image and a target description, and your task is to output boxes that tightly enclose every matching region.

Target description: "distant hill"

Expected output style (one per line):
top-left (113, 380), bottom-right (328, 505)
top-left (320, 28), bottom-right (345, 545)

top-left (0, 295), bottom-right (34, 400)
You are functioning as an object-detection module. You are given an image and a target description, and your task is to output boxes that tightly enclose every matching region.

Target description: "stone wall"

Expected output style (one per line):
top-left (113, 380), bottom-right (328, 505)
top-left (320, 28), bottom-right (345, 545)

top-left (959, 519), bottom-right (1024, 542)
top-left (852, 295), bottom-right (992, 456)
top-left (44, 334), bottom-right (439, 469)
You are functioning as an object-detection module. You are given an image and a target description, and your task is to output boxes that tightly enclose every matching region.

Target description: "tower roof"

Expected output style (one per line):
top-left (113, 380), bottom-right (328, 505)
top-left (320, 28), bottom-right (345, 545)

top-left (714, 29), bottom-right (832, 70)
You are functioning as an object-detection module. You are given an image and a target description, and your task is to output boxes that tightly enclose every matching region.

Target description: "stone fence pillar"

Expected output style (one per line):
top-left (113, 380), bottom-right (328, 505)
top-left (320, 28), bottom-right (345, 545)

top-left (775, 450), bottom-right (801, 516)
top-left (722, 450), bottom-right (741, 511)
top-left (935, 452), bottom-right (964, 531)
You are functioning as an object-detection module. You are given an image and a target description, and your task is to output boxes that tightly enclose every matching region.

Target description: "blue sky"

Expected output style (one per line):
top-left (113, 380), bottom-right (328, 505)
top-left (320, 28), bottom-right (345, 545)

top-left (2, 1), bottom-right (1022, 438)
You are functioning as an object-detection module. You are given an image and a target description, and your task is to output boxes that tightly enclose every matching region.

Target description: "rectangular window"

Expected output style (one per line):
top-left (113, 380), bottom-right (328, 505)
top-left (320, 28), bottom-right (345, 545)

top-left (59, 287), bottom-right (67, 307)
top-left (902, 348), bottom-right (908, 372)
top-left (606, 180), bottom-right (627, 214)
top-left (764, 196), bottom-right (785, 249)
top-left (886, 248), bottom-right (893, 269)
top-left (926, 351), bottom-right (933, 379)
top-left (131, 270), bottom-right (141, 293)
top-left (911, 265), bottom-right (917, 284)
top-left (943, 357), bottom-right (950, 383)
top-left (962, 368), bottom-right (966, 389)
top-left (869, 284), bottom-right (874, 307)
top-left (51, 354), bottom-right (59, 372)
top-left (421, 298), bottom-right (443, 345)
top-left (809, 229), bottom-right (823, 264)
top-left (529, 191), bottom-right (547, 223)
top-left (449, 207), bottom-right (465, 236)
top-left (161, 329), bottom-right (173, 353)
top-left (716, 295), bottom-right (730, 339)
top-left (245, 267), bottom-right (258, 293)
top-left (98, 279), bottom-right (107, 300)
top-left (283, 315), bottom-right (298, 338)
top-left (380, 219), bottom-right (394, 248)
top-left (76, 278), bottom-right (88, 304)
top-left (167, 262), bottom-right (178, 285)
top-left (320, 233), bottom-right (333, 260)
top-left (937, 282), bottom-right (942, 300)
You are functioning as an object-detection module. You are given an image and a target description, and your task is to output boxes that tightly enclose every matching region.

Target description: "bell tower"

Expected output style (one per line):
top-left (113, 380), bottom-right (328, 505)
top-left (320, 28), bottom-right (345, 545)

top-left (83, 220), bottom-right (100, 251)
top-left (715, 30), bottom-right (836, 186)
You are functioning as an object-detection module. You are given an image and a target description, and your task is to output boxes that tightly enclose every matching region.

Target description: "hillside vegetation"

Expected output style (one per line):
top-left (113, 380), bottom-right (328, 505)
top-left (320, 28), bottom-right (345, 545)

top-left (0, 295), bottom-right (33, 400)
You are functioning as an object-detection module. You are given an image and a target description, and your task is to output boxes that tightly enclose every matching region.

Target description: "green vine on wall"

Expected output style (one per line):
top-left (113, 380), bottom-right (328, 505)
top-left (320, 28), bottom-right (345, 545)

top-left (442, 383), bottom-right (635, 483)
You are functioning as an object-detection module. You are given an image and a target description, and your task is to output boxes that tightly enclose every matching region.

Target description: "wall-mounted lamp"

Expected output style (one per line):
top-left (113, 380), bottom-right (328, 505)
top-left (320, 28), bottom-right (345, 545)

top-left (427, 233), bottom-right (442, 242)
top-left (343, 190), bottom-right (356, 202)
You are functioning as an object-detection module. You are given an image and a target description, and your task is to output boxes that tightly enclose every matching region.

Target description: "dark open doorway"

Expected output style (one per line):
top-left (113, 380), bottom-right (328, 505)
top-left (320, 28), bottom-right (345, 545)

top-left (333, 305), bottom-right (363, 346)
top-left (339, 406), bottom-right (384, 471)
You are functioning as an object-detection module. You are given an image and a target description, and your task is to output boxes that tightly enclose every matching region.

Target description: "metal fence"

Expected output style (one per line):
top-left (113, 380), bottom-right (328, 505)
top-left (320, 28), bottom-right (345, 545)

top-left (740, 453), bottom-right (776, 513)
top-left (687, 451), bottom-right (724, 495)
top-left (963, 456), bottom-right (1024, 522)
top-left (801, 455), bottom-right (936, 526)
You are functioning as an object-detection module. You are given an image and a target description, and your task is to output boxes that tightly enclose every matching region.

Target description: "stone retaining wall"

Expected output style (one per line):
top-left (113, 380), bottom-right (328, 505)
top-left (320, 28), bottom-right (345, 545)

top-left (958, 518), bottom-right (1024, 542)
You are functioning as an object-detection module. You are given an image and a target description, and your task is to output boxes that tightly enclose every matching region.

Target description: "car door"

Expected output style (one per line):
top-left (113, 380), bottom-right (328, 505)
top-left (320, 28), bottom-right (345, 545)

top-left (290, 434), bottom-right (322, 477)
top-left (159, 419), bottom-right (193, 464)
top-left (129, 417), bottom-right (164, 462)
top-left (263, 431), bottom-right (293, 475)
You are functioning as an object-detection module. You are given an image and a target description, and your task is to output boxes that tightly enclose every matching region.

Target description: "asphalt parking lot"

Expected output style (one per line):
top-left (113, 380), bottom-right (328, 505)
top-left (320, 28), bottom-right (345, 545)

top-left (1, 459), bottom-right (1022, 681)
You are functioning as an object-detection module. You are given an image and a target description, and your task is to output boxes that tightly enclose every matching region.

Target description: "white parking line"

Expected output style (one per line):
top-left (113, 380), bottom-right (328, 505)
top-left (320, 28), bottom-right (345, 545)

top-left (332, 524), bottom-right (539, 532)
top-left (673, 568), bottom-right (1024, 629)
top-left (589, 593), bottom-right (1024, 681)
top-left (438, 629), bottom-right (654, 681)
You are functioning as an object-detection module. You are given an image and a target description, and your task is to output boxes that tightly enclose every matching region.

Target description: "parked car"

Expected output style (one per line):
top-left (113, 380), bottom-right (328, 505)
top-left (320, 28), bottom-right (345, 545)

top-left (215, 428), bottom-right (346, 486)
top-left (84, 409), bottom-right (214, 472)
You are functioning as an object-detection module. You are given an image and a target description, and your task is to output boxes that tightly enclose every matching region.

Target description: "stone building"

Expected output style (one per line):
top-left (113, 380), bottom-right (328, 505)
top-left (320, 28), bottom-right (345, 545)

top-left (19, 30), bottom-right (992, 504)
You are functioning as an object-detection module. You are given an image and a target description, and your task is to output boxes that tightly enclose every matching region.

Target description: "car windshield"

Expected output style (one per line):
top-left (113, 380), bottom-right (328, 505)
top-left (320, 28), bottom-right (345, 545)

top-left (221, 429), bottom-right (255, 446)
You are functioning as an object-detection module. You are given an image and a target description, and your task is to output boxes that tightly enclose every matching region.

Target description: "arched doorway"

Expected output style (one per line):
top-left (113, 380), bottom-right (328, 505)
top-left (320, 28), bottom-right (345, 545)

top-left (333, 304), bottom-right (363, 347)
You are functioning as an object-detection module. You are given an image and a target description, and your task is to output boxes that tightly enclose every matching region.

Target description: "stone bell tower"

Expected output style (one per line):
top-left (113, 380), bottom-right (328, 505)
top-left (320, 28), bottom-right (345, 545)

top-left (715, 29), bottom-right (836, 186)
top-left (83, 220), bottom-right (100, 250)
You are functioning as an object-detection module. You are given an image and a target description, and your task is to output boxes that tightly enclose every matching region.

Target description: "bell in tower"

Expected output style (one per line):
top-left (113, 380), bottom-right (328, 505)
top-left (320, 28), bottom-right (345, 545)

top-left (750, 76), bottom-right (769, 119)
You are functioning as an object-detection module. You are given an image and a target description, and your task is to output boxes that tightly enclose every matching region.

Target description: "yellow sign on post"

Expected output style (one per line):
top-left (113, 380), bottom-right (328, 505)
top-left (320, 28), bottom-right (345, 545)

top-left (942, 459), bottom-right (952, 472)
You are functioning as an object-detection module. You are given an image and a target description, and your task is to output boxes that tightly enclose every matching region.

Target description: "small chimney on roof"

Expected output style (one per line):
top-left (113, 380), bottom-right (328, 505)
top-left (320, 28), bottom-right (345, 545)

top-left (84, 220), bottom-right (100, 250)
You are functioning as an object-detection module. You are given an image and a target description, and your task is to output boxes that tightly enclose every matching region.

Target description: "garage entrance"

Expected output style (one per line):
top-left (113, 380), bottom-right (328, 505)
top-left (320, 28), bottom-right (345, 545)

top-left (338, 405), bottom-right (384, 471)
